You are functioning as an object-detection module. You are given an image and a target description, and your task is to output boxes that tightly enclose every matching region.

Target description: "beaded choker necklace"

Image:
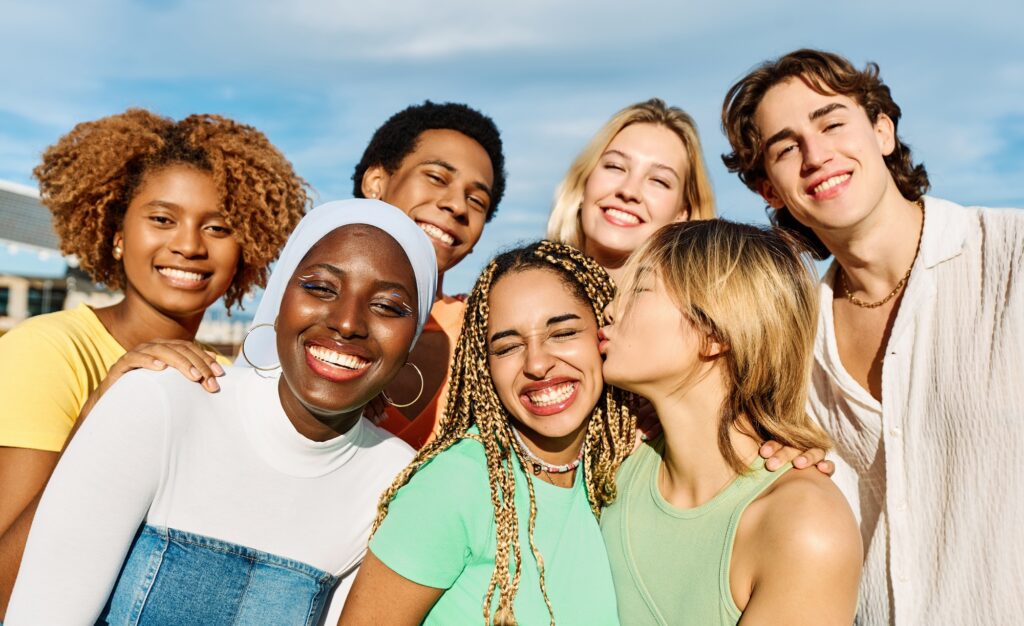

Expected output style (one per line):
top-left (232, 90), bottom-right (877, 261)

top-left (510, 427), bottom-right (583, 475)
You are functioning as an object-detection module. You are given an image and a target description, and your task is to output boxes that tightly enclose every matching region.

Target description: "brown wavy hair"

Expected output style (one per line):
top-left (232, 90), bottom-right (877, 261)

top-left (33, 108), bottom-right (310, 308)
top-left (721, 49), bottom-right (929, 259)
top-left (371, 240), bottom-right (636, 625)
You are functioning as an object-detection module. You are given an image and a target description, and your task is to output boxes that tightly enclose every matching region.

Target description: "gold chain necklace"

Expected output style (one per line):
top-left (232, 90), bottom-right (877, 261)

top-left (839, 199), bottom-right (925, 309)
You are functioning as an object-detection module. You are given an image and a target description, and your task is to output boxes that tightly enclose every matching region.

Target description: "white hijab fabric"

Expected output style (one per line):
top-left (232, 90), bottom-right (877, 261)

top-left (239, 199), bottom-right (437, 369)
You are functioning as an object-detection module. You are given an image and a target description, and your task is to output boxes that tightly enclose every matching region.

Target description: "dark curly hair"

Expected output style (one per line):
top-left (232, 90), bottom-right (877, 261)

top-left (33, 108), bottom-right (310, 308)
top-left (351, 101), bottom-right (506, 221)
top-left (721, 49), bottom-right (930, 259)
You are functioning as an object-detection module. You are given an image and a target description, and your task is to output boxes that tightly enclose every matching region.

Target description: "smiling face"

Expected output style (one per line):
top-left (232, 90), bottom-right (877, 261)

top-left (364, 129), bottom-right (494, 276)
top-left (275, 225), bottom-right (419, 432)
top-left (600, 269), bottom-right (708, 400)
top-left (580, 123), bottom-right (689, 267)
top-left (754, 78), bottom-right (898, 238)
top-left (486, 268), bottom-right (603, 444)
top-left (116, 164), bottom-right (241, 322)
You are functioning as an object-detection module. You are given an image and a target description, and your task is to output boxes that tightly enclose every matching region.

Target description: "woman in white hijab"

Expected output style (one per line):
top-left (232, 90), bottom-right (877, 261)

top-left (7, 200), bottom-right (437, 626)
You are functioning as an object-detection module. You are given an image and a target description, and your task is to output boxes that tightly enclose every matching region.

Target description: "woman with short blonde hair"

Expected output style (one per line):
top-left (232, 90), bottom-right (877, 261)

top-left (600, 219), bottom-right (862, 625)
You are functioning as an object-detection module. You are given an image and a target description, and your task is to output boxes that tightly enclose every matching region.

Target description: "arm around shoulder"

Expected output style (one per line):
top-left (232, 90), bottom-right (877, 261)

top-left (738, 473), bottom-right (862, 626)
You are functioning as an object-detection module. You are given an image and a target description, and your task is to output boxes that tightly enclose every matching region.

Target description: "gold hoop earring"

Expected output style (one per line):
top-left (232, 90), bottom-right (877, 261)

top-left (240, 323), bottom-right (280, 372)
top-left (382, 362), bottom-right (424, 408)
top-left (112, 245), bottom-right (123, 261)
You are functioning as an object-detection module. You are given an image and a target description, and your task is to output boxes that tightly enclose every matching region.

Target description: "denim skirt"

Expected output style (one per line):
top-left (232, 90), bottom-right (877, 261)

top-left (100, 525), bottom-right (338, 625)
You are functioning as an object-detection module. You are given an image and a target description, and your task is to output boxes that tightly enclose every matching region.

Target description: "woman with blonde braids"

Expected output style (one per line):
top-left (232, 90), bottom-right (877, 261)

top-left (340, 240), bottom-right (635, 625)
top-left (0, 108), bottom-right (308, 616)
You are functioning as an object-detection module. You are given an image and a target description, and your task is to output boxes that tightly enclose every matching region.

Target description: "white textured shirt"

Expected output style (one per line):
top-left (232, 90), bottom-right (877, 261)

top-left (7, 366), bottom-right (414, 625)
top-left (809, 196), bottom-right (1024, 625)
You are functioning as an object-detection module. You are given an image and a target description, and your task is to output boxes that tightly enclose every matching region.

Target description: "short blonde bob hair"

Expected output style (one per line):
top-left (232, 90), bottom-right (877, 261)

top-left (546, 98), bottom-right (716, 251)
top-left (619, 219), bottom-right (831, 472)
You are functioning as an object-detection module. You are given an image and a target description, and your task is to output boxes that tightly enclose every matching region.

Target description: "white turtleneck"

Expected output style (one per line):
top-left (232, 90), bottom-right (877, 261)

top-left (7, 366), bottom-right (414, 624)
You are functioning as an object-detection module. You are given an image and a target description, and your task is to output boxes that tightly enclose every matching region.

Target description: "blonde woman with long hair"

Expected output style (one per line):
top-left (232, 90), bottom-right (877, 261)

top-left (340, 241), bottom-right (636, 625)
top-left (599, 220), bottom-right (862, 625)
top-left (547, 98), bottom-right (715, 284)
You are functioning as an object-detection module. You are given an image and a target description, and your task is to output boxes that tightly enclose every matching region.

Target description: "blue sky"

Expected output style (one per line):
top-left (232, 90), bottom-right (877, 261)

top-left (3, 0), bottom-right (1023, 294)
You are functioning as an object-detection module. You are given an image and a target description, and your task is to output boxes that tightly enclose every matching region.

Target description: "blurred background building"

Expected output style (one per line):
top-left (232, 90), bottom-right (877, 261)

top-left (0, 179), bottom-right (253, 356)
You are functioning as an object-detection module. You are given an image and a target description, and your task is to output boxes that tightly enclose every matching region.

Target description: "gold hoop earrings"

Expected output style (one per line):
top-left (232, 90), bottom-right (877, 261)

top-left (112, 245), bottom-right (123, 261)
top-left (240, 323), bottom-right (280, 372)
top-left (382, 362), bottom-right (424, 408)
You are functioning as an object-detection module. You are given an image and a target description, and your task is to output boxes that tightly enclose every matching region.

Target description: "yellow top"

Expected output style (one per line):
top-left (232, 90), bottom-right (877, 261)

top-left (0, 304), bottom-right (126, 452)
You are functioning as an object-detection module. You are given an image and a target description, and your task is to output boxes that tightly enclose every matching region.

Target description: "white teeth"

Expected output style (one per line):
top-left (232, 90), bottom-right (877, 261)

top-left (605, 208), bottom-right (641, 224)
top-left (419, 223), bottom-right (455, 246)
top-left (812, 173), bottom-right (851, 195)
top-left (526, 382), bottom-right (577, 407)
top-left (308, 345), bottom-right (369, 370)
top-left (159, 268), bottom-right (205, 282)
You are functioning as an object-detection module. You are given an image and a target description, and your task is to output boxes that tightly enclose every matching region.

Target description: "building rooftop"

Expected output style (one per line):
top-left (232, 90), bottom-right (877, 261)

top-left (0, 180), bottom-right (59, 250)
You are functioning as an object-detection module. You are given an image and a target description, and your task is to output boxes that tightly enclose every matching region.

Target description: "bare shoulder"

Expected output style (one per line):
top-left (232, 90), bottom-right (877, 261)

top-left (742, 468), bottom-right (861, 568)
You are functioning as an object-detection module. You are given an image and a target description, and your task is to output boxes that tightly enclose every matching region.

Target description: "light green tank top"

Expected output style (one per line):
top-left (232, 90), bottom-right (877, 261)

top-left (600, 440), bottom-right (791, 625)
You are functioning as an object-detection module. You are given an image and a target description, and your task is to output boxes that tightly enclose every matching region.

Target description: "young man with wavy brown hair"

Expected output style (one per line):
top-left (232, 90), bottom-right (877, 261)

top-left (722, 48), bottom-right (1024, 625)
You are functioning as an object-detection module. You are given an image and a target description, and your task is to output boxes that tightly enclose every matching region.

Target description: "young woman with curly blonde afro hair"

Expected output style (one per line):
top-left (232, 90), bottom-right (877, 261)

top-left (0, 108), bottom-right (308, 616)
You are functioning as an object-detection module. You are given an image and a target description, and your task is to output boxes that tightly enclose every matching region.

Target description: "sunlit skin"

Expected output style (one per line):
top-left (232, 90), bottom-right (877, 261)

top-left (94, 165), bottom-right (242, 350)
top-left (275, 225), bottom-right (419, 441)
top-left (580, 123), bottom-right (689, 282)
top-left (361, 129), bottom-right (494, 293)
top-left (487, 269), bottom-right (604, 487)
top-left (754, 78), bottom-right (923, 400)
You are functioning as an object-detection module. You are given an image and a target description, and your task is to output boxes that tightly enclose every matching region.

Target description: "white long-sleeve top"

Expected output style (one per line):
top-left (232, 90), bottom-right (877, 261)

top-left (6, 366), bottom-right (414, 625)
top-left (809, 196), bottom-right (1024, 625)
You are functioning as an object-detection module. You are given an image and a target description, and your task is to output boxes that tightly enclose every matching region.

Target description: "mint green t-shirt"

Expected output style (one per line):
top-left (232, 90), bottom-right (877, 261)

top-left (370, 433), bottom-right (619, 625)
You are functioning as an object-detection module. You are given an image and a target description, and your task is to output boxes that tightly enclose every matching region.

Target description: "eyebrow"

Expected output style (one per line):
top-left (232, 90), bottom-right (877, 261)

top-left (602, 149), bottom-right (681, 181)
top-left (419, 158), bottom-right (493, 198)
top-left (308, 263), bottom-right (413, 298)
top-left (489, 313), bottom-right (582, 343)
top-left (763, 103), bottom-right (850, 152)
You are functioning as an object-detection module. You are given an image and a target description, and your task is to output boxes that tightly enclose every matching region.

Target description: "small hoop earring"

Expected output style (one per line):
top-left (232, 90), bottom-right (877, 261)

top-left (112, 245), bottom-right (123, 261)
top-left (240, 323), bottom-right (281, 372)
top-left (382, 362), bottom-right (424, 408)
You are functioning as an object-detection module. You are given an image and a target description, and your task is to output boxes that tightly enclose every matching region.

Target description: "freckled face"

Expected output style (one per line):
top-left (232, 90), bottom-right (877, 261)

top-left (580, 123), bottom-right (689, 266)
top-left (487, 268), bottom-right (604, 441)
top-left (117, 165), bottom-right (241, 320)
top-left (275, 225), bottom-right (418, 420)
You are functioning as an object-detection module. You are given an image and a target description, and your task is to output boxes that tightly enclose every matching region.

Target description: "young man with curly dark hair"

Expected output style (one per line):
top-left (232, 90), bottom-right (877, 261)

top-left (0, 108), bottom-right (309, 618)
top-left (722, 48), bottom-right (1024, 624)
top-left (351, 101), bottom-right (508, 449)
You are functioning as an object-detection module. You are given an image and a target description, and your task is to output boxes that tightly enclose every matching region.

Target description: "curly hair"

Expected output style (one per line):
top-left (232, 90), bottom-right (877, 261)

top-left (33, 108), bottom-right (310, 308)
top-left (371, 241), bottom-right (637, 625)
top-left (721, 49), bottom-right (930, 259)
top-left (351, 101), bottom-right (507, 221)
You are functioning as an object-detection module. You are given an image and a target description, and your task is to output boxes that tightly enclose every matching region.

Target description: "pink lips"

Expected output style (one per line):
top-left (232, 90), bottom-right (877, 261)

top-left (601, 206), bottom-right (643, 228)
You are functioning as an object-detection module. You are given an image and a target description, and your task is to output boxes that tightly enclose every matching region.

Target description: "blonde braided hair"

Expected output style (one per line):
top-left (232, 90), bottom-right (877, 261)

top-left (371, 240), bottom-right (636, 625)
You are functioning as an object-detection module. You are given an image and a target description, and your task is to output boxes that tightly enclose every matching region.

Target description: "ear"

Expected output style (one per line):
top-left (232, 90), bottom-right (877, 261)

top-left (758, 179), bottom-right (785, 210)
top-left (873, 113), bottom-right (897, 157)
top-left (674, 204), bottom-right (690, 223)
top-left (702, 335), bottom-right (728, 359)
top-left (113, 231), bottom-right (124, 250)
top-left (360, 165), bottom-right (390, 200)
